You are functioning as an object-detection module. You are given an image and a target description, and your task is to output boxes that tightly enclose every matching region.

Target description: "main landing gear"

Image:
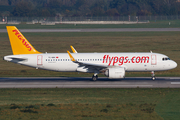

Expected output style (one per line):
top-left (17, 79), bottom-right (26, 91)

top-left (92, 73), bottom-right (98, 81)
top-left (151, 71), bottom-right (156, 81)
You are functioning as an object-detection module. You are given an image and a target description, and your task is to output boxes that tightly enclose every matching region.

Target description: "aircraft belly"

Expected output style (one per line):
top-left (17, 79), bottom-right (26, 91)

top-left (126, 63), bottom-right (150, 71)
top-left (43, 62), bottom-right (78, 72)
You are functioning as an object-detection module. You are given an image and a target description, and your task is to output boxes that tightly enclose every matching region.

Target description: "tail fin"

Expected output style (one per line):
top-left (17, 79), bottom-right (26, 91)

top-left (6, 26), bottom-right (41, 55)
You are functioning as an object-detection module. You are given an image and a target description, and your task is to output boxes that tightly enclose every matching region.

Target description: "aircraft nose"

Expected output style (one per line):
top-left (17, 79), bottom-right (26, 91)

top-left (171, 61), bottom-right (177, 69)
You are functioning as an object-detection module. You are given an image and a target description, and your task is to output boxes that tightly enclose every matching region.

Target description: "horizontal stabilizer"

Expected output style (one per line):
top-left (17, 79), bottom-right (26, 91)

top-left (4, 56), bottom-right (27, 63)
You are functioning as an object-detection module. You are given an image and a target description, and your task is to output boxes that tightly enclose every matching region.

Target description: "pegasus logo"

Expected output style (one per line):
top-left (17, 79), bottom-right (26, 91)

top-left (12, 29), bottom-right (32, 51)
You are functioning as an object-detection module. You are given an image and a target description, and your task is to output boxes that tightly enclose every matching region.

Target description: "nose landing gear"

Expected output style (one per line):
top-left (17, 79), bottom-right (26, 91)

top-left (151, 71), bottom-right (156, 80)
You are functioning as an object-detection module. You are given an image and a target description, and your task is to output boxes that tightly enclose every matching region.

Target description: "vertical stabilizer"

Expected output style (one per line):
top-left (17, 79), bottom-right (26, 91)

top-left (6, 26), bottom-right (41, 55)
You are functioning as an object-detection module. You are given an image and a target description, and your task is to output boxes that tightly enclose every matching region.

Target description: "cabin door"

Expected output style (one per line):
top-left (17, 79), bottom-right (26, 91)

top-left (151, 55), bottom-right (157, 65)
top-left (37, 55), bottom-right (43, 65)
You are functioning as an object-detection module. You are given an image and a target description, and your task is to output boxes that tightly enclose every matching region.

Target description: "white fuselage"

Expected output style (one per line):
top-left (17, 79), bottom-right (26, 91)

top-left (4, 52), bottom-right (177, 73)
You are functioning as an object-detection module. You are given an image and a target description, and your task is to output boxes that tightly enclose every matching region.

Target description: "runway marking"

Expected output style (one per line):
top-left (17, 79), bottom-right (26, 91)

top-left (171, 82), bottom-right (180, 84)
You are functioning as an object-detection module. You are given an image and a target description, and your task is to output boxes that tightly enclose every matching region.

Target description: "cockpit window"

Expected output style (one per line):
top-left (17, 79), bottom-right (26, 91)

top-left (162, 57), bottom-right (170, 61)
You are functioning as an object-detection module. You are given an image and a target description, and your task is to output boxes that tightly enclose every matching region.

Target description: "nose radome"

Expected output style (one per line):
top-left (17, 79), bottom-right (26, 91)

top-left (172, 61), bottom-right (177, 68)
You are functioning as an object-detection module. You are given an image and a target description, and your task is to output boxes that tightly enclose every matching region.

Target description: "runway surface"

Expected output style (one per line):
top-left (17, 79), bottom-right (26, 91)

top-left (0, 28), bottom-right (180, 33)
top-left (1, 77), bottom-right (180, 88)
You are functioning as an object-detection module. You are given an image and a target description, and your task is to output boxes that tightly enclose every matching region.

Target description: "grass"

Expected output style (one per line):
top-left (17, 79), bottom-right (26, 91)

top-left (0, 88), bottom-right (180, 120)
top-left (0, 20), bottom-right (180, 29)
top-left (0, 27), bottom-right (180, 120)
top-left (0, 31), bottom-right (180, 77)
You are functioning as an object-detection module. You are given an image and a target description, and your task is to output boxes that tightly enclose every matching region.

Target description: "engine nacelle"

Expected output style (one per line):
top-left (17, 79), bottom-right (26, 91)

top-left (105, 67), bottom-right (125, 79)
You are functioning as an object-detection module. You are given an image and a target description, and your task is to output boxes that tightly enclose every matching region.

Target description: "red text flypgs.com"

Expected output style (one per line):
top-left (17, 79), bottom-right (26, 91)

top-left (102, 55), bottom-right (149, 66)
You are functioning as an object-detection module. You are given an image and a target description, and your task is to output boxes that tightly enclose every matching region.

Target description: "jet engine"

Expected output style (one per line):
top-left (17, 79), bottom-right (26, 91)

top-left (104, 67), bottom-right (125, 79)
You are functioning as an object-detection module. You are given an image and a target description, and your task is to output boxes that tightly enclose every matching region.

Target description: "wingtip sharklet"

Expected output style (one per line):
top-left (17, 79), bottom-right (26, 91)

top-left (70, 45), bottom-right (77, 53)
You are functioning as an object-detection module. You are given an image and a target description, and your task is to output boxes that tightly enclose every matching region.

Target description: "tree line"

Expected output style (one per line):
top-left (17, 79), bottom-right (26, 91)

top-left (0, 0), bottom-right (180, 17)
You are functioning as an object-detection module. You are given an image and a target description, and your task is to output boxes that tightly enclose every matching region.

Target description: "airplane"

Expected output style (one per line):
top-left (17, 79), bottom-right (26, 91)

top-left (4, 26), bottom-right (177, 81)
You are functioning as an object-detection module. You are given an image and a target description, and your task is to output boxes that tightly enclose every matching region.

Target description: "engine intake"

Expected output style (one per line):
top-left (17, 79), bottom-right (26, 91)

top-left (105, 67), bottom-right (125, 79)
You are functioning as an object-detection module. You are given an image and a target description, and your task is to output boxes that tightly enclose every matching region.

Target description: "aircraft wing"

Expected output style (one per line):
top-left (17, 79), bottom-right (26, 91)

top-left (67, 51), bottom-right (107, 70)
top-left (75, 61), bottom-right (107, 68)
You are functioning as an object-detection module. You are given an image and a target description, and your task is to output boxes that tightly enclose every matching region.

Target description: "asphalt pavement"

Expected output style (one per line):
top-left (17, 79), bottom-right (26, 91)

top-left (0, 77), bottom-right (180, 88)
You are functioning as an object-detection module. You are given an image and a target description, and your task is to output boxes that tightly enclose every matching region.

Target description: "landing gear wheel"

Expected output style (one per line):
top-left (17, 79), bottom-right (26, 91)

top-left (151, 71), bottom-right (155, 81)
top-left (152, 77), bottom-right (155, 80)
top-left (92, 75), bottom-right (98, 81)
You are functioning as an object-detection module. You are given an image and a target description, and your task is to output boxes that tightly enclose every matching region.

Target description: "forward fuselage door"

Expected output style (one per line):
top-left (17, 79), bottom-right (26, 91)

top-left (151, 55), bottom-right (157, 65)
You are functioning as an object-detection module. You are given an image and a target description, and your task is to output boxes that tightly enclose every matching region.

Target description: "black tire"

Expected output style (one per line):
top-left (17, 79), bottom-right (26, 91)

top-left (92, 75), bottom-right (98, 81)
